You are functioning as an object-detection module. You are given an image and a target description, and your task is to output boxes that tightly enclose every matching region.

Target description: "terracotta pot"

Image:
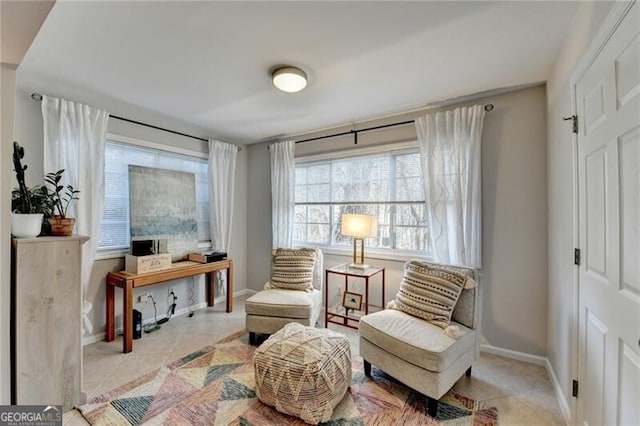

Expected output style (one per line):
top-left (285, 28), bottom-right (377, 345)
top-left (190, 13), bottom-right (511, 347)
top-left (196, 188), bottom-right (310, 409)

top-left (48, 216), bottom-right (76, 236)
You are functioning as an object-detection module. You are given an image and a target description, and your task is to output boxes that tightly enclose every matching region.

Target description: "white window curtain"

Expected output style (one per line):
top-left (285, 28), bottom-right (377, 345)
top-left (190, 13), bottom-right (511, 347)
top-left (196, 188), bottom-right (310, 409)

top-left (208, 139), bottom-right (238, 294)
top-left (42, 95), bottom-right (110, 335)
top-left (415, 105), bottom-right (485, 268)
top-left (270, 140), bottom-right (295, 248)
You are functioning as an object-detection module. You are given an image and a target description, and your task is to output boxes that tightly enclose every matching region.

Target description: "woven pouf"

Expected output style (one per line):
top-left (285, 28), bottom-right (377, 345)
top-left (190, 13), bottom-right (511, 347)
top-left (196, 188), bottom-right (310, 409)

top-left (253, 322), bottom-right (352, 424)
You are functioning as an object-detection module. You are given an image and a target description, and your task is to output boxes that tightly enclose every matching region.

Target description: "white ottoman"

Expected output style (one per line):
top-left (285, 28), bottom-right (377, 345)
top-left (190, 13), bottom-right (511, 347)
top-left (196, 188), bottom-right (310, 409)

top-left (253, 323), bottom-right (352, 424)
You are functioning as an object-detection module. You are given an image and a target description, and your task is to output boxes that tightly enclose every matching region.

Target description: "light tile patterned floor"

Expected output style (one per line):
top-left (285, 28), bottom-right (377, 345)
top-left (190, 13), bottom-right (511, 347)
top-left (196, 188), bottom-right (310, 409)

top-left (64, 295), bottom-right (565, 425)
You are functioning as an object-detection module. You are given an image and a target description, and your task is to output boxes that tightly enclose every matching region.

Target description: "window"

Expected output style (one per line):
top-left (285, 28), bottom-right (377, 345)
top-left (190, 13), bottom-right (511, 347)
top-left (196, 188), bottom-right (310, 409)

top-left (294, 149), bottom-right (429, 254)
top-left (98, 139), bottom-right (209, 252)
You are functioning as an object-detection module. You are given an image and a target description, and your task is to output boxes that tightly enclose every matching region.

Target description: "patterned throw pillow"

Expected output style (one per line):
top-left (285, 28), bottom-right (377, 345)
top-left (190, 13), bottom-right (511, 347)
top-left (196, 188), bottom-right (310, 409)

top-left (390, 259), bottom-right (470, 328)
top-left (270, 247), bottom-right (318, 292)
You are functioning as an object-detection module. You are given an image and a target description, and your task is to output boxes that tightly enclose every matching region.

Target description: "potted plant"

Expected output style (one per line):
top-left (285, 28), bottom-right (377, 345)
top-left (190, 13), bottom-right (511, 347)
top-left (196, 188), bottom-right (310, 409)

top-left (44, 169), bottom-right (80, 236)
top-left (11, 142), bottom-right (50, 238)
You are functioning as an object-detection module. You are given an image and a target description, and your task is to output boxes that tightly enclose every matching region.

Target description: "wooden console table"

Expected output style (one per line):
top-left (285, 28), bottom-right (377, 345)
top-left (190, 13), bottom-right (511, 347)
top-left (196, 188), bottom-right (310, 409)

top-left (106, 259), bottom-right (233, 353)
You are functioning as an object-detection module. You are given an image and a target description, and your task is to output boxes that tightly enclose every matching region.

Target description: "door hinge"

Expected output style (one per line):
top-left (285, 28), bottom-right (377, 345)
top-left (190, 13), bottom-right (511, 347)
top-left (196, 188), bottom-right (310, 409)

top-left (572, 379), bottom-right (579, 397)
top-left (574, 248), bottom-right (581, 266)
top-left (563, 115), bottom-right (578, 134)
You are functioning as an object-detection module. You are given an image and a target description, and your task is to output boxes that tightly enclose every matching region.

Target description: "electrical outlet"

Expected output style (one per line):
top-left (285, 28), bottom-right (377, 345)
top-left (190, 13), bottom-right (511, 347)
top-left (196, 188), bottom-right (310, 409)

top-left (168, 287), bottom-right (176, 298)
top-left (138, 292), bottom-right (149, 303)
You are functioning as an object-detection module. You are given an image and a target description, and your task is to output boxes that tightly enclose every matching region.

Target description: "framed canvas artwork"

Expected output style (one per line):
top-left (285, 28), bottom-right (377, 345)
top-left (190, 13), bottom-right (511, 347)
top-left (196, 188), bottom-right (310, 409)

top-left (129, 165), bottom-right (198, 261)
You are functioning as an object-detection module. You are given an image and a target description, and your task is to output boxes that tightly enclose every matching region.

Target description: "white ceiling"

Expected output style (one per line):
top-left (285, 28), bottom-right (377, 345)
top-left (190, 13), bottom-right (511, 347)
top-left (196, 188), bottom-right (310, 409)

top-left (18, 1), bottom-right (579, 144)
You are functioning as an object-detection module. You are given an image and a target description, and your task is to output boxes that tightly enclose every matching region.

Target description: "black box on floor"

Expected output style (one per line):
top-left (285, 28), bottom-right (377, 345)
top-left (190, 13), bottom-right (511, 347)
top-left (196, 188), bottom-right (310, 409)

top-left (133, 309), bottom-right (142, 339)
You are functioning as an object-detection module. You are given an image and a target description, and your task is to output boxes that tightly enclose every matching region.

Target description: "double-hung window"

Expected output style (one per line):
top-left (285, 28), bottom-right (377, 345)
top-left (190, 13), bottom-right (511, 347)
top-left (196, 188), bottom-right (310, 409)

top-left (294, 147), bottom-right (429, 255)
top-left (98, 136), bottom-right (210, 254)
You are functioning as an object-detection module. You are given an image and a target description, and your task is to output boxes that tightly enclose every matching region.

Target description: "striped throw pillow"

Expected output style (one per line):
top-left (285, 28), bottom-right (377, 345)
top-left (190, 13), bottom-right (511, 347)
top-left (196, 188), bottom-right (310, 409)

top-left (270, 248), bottom-right (318, 292)
top-left (391, 260), bottom-right (469, 328)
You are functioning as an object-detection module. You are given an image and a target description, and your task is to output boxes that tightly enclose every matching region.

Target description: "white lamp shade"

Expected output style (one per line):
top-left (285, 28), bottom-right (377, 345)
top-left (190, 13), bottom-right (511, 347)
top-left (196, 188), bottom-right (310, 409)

top-left (272, 67), bottom-right (307, 93)
top-left (341, 214), bottom-right (378, 238)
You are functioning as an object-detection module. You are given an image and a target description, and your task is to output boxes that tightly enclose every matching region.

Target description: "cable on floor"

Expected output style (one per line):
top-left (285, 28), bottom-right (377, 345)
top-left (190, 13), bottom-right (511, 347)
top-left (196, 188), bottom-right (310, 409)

top-left (143, 295), bottom-right (161, 333)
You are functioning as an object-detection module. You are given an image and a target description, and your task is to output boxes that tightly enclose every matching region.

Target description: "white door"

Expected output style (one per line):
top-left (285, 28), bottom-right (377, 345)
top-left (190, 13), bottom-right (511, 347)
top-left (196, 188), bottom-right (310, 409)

top-left (576, 2), bottom-right (640, 425)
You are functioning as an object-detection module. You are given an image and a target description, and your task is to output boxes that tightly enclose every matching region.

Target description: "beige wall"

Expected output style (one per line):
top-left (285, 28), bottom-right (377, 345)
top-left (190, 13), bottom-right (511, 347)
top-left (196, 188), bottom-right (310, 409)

top-left (0, 1), bottom-right (54, 65)
top-left (246, 143), bottom-right (273, 293)
top-left (1, 0), bottom-right (54, 404)
top-left (1, 63), bottom-right (17, 404)
top-left (546, 0), bottom-right (613, 414)
top-left (481, 86), bottom-right (548, 355)
top-left (247, 84), bottom-right (549, 355)
top-left (13, 82), bottom-right (248, 342)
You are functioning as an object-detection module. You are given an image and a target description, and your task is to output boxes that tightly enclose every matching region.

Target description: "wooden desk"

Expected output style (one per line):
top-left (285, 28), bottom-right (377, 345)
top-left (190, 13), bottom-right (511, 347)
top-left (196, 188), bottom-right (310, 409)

top-left (106, 259), bottom-right (233, 353)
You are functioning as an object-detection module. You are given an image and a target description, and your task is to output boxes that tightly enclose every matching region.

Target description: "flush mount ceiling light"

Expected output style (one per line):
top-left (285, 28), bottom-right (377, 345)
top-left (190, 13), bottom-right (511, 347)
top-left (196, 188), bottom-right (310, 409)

top-left (272, 66), bottom-right (307, 93)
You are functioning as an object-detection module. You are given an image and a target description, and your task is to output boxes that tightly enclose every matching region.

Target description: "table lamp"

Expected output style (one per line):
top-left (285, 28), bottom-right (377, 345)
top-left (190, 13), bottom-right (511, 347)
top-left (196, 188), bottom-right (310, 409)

top-left (341, 213), bottom-right (378, 269)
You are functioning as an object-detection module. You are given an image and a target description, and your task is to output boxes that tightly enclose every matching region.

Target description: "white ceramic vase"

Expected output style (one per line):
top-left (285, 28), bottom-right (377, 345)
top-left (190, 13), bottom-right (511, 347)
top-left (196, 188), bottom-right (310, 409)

top-left (11, 213), bottom-right (43, 238)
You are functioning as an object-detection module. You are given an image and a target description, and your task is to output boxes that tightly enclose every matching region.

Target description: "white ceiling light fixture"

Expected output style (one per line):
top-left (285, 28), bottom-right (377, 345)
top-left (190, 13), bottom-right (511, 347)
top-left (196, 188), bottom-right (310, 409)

top-left (272, 66), bottom-right (307, 93)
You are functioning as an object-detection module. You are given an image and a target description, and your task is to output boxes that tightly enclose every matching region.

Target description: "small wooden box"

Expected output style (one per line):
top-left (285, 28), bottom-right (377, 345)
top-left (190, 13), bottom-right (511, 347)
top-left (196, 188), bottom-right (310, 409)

top-left (125, 253), bottom-right (172, 274)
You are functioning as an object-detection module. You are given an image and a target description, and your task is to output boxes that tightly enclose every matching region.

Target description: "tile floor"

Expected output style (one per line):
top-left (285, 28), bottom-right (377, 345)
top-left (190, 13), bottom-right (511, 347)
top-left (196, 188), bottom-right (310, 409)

top-left (64, 295), bottom-right (566, 425)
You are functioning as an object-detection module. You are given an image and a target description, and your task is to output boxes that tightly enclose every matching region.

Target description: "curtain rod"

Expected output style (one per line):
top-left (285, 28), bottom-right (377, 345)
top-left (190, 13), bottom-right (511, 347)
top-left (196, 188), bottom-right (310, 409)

top-left (30, 93), bottom-right (241, 151)
top-left (294, 103), bottom-right (494, 145)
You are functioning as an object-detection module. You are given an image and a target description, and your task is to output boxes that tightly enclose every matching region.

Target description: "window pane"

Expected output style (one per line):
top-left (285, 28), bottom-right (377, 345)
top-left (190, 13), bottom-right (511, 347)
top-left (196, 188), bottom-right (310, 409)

top-left (294, 223), bottom-right (306, 242)
top-left (307, 224), bottom-right (330, 244)
top-left (377, 224), bottom-right (392, 248)
top-left (395, 153), bottom-right (422, 177)
top-left (294, 205), bottom-right (307, 223)
top-left (307, 183), bottom-right (330, 202)
top-left (99, 141), bottom-right (209, 251)
top-left (295, 167), bottom-right (307, 185)
top-left (396, 177), bottom-right (423, 201)
top-left (295, 148), bottom-right (430, 254)
top-left (307, 164), bottom-right (330, 183)
top-left (395, 153), bottom-right (424, 201)
top-left (308, 205), bottom-right (330, 223)
top-left (394, 225), bottom-right (428, 251)
top-left (395, 204), bottom-right (427, 227)
top-left (98, 222), bottom-right (129, 250)
top-left (333, 155), bottom-right (390, 202)
top-left (295, 185), bottom-right (307, 203)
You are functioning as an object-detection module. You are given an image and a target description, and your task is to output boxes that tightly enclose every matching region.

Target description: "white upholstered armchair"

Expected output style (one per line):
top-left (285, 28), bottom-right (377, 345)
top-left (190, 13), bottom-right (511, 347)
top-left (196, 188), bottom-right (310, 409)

top-left (245, 248), bottom-right (323, 345)
top-left (359, 260), bottom-right (480, 418)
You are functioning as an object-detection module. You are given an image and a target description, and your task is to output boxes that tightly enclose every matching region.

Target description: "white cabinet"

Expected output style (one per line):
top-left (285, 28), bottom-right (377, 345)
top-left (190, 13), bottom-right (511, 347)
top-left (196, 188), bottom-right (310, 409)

top-left (11, 236), bottom-right (88, 410)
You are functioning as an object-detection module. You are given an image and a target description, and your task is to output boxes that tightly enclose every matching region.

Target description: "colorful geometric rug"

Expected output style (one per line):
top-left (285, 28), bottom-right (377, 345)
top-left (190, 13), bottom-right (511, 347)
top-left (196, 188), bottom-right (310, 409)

top-left (78, 332), bottom-right (498, 425)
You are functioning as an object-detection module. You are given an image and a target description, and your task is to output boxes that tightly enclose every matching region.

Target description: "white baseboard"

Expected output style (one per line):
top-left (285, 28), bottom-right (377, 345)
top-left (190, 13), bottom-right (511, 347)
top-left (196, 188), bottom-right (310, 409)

top-left (83, 332), bottom-right (107, 346)
top-left (82, 288), bottom-right (249, 346)
top-left (480, 344), bottom-right (570, 425)
top-left (225, 288), bottom-right (250, 299)
top-left (545, 358), bottom-right (571, 425)
top-left (480, 344), bottom-right (547, 366)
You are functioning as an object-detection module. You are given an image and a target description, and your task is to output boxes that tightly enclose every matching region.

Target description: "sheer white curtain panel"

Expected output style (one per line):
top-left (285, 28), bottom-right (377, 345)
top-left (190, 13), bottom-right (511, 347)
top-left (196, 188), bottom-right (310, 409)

top-left (208, 140), bottom-right (238, 294)
top-left (270, 140), bottom-right (295, 248)
top-left (416, 105), bottom-right (485, 268)
top-left (42, 95), bottom-right (110, 335)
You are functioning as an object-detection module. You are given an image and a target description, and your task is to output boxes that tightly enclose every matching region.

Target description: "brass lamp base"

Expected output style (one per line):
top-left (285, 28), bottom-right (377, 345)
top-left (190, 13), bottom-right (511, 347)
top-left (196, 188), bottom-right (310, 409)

top-left (350, 238), bottom-right (368, 269)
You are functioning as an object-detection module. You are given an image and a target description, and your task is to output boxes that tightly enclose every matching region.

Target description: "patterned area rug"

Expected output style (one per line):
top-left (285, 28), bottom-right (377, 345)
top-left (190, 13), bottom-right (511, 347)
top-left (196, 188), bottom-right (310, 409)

top-left (78, 332), bottom-right (498, 425)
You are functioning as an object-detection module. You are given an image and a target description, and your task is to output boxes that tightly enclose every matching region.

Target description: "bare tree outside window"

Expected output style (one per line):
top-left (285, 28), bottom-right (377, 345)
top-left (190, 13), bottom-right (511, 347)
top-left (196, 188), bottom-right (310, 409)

top-left (294, 149), bottom-right (429, 254)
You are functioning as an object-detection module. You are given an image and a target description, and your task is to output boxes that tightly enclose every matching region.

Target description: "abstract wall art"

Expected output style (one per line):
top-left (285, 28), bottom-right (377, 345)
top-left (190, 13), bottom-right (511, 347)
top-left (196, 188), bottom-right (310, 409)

top-left (129, 165), bottom-right (198, 261)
